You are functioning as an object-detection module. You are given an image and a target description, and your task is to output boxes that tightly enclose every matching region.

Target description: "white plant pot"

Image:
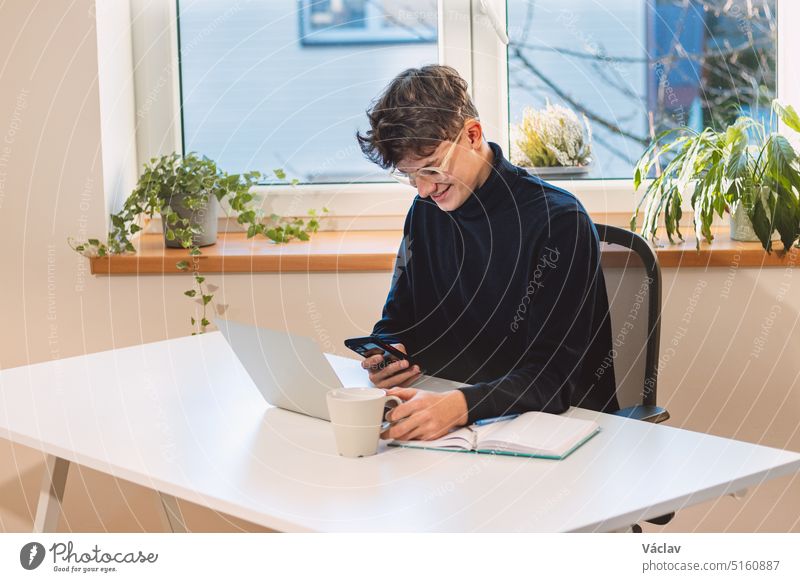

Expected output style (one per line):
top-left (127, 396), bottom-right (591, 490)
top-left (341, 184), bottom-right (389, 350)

top-left (520, 165), bottom-right (591, 180)
top-left (729, 198), bottom-right (779, 243)
top-left (161, 191), bottom-right (218, 249)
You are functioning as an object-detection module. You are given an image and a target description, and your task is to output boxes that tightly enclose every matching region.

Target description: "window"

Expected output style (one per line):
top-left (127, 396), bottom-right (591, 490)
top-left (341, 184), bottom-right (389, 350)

top-left (506, 0), bottom-right (777, 180)
top-left (133, 0), bottom-right (795, 214)
top-left (177, 0), bottom-right (438, 183)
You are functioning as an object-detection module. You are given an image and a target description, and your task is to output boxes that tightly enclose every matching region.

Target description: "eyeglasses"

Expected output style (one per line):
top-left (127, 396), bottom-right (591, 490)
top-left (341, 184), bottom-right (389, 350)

top-left (389, 124), bottom-right (467, 187)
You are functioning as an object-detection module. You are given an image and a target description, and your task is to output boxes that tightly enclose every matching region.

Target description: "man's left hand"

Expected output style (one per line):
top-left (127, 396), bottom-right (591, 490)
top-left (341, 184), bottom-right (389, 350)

top-left (380, 388), bottom-right (469, 441)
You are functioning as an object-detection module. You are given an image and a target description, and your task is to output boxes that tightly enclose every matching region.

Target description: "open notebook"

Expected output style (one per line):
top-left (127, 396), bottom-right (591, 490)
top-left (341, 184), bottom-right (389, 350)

top-left (388, 411), bottom-right (600, 460)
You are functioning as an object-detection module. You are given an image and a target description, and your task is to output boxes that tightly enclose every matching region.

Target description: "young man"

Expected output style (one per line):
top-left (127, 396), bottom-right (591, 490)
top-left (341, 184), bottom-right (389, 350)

top-left (355, 64), bottom-right (618, 442)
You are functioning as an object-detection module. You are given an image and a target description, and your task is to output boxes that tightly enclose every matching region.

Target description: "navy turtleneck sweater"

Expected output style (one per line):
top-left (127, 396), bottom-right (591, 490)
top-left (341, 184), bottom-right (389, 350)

top-left (372, 142), bottom-right (619, 424)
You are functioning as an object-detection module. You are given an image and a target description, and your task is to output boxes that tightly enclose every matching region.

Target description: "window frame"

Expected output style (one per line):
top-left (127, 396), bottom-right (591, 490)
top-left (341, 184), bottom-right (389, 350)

top-left (130, 0), bottom-right (794, 222)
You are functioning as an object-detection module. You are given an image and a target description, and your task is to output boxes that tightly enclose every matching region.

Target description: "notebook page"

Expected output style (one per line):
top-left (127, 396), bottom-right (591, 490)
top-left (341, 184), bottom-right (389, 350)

top-left (391, 426), bottom-right (475, 450)
top-left (477, 411), bottom-right (598, 455)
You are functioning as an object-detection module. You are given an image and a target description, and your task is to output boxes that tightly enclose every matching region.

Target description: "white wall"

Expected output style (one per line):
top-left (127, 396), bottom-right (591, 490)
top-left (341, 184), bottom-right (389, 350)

top-left (652, 269), bottom-right (800, 532)
top-left (0, 0), bottom-right (797, 532)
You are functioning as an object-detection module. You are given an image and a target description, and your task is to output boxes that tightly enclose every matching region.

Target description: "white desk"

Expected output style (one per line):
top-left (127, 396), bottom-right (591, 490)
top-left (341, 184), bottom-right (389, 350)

top-left (1, 332), bottom-right (799, 532)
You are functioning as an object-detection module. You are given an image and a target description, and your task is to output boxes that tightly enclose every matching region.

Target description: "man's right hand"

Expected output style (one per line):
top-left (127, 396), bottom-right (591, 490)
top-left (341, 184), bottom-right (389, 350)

top-left (360, 343), bottom-right (422, 388)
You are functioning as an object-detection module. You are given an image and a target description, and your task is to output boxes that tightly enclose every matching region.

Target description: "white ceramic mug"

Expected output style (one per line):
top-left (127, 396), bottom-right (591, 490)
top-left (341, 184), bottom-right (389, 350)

top-left (326, 387), bottom-right (403, 457)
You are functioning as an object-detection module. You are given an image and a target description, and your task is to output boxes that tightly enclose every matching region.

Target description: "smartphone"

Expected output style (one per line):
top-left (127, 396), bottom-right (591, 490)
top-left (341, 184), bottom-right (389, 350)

top-left (344, 336), bottom-right (418, 370)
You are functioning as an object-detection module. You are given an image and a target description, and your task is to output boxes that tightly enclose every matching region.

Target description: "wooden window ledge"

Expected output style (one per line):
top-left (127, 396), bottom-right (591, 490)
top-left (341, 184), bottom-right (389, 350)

top-left (89, 227), bottom-right (799, 275)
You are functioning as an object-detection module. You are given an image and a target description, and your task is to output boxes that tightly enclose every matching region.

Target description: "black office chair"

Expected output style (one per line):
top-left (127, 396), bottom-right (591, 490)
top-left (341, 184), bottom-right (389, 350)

top-left (595, 223), bottom-right (673, 529)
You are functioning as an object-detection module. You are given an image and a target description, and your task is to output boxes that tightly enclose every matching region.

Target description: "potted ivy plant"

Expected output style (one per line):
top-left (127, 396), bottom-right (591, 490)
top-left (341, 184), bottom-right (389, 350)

top-left (511, 101), bottom-right (593, 179)
top-left (69, 152), bottom-right (328, 334)
top-left (631, 99), bottom-right (800, 253)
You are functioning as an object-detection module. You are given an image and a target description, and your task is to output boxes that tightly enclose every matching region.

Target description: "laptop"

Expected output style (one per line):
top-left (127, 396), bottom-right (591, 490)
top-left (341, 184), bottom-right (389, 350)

top-left (216, 318), bottom-right (468, 421)
top-left (216, 318), bottom-right (345, 421)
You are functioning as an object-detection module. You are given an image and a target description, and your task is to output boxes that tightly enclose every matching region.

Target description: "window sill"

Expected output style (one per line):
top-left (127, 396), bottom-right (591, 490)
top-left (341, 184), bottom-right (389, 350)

top-left (89, 216), bottom-right (799, 275)
top-left (89, 230), bottom-right (402, 274)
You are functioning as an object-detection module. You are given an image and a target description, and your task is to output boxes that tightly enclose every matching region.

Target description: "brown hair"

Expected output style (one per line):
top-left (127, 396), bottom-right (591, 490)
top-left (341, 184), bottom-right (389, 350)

top-left (356, 64), bottom-right (480, 169)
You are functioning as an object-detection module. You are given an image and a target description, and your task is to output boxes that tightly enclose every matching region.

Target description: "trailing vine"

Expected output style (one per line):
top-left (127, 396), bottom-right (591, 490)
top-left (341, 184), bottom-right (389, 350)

top-left (70, 152), bottom-right (329, 334)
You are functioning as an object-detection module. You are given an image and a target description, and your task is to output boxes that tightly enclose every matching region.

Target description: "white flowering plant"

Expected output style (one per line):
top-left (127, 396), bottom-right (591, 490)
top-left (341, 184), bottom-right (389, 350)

top-left (512, 102), bottom-right (593, 168)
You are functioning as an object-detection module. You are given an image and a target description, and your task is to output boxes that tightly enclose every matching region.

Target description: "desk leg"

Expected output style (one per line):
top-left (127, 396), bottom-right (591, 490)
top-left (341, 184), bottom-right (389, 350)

top-left (158, 493), bottom-right (188, 533)
top-left (33, 455), bottom-right (70, 533)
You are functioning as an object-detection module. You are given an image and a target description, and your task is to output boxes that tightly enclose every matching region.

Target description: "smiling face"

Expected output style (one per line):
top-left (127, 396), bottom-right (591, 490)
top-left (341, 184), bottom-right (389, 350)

top-left (395, 119), bottom-right (494, 212)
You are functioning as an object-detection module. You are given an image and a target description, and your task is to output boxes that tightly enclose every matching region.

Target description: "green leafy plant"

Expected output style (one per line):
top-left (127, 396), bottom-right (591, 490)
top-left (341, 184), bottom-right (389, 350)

top-left (632, 99), bottom-right (800, 253)
top-left (70, 152), bottom-right (329, 334)
top-left (511, 101), bottom-right (592, 168)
